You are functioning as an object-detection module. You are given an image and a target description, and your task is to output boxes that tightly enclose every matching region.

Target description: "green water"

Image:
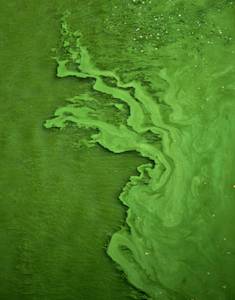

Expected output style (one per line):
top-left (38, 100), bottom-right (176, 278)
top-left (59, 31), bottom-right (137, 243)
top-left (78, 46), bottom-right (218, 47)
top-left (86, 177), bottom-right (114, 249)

top-left (1, 1), bottom-right (235, 300)
top-left (0, 2), bottom-right (147, 300)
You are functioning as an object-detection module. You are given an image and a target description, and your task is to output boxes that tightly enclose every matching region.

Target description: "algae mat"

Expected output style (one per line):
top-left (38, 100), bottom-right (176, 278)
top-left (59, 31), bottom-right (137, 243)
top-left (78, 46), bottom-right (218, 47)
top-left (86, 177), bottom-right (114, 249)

top-left (1, 1), bottom-right (235, 300)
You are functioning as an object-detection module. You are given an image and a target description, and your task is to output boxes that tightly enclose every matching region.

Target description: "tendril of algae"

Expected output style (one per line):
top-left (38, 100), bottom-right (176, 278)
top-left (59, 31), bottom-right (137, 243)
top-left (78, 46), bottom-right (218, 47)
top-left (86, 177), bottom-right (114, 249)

top-left (44, 14), bottom-right (191, 300)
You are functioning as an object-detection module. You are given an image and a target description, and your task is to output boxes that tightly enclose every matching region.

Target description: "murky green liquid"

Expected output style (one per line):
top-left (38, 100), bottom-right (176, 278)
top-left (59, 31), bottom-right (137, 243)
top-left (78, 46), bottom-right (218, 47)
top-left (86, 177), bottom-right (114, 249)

top-left (1, 1), bottom-right (235, 300)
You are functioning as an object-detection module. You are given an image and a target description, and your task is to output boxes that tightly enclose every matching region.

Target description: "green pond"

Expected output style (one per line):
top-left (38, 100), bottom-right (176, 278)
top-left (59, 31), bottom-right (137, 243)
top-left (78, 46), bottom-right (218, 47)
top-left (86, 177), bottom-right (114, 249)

top-left (0, 1), bottom-right (234, 300)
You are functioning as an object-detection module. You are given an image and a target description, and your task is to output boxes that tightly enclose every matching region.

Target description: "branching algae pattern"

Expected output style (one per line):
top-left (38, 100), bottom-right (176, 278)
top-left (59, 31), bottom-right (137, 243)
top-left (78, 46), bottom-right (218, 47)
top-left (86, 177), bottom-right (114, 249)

top-left (45, 4), bottom-right (235, 300)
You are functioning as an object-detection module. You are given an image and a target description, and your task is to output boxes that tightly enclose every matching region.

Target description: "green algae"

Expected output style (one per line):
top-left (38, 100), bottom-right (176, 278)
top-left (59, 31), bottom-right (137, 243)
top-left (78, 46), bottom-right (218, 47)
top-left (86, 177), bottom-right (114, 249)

top-left (45, 3), bottom-right (235, 300)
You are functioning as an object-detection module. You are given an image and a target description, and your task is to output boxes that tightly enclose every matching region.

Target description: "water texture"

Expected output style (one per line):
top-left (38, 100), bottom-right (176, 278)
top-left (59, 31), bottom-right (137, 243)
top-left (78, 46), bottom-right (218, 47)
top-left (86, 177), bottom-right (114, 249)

top-left (45, 2), bottom-right (235, 300)
top-left (0, 2), bottom-right (147, 299)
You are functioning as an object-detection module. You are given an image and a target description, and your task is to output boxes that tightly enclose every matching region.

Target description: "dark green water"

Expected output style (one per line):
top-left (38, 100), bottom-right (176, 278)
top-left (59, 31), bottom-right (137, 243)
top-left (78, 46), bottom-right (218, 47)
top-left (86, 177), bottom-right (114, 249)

top-left (0, 2), bottom-right (147, 300)
top-left (1, 1), bottom-right (235, 300)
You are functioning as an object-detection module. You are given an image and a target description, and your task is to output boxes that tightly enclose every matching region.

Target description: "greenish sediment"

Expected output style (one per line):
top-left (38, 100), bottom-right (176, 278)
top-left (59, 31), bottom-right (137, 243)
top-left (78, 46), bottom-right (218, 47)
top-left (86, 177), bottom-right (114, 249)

top-left (45, 5), bottom-right (235, 300)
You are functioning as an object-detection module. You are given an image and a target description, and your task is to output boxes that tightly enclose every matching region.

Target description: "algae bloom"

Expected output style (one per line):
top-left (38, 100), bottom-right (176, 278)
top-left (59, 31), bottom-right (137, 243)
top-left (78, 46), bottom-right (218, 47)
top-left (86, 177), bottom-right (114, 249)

top-left (45, 5), bottom-right (235, 300)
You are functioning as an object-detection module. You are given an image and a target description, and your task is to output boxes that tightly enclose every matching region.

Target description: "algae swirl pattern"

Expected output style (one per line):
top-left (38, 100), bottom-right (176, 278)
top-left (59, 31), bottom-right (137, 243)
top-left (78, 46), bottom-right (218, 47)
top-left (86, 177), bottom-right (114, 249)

top-left (45, 8), bottom-right (235, 300)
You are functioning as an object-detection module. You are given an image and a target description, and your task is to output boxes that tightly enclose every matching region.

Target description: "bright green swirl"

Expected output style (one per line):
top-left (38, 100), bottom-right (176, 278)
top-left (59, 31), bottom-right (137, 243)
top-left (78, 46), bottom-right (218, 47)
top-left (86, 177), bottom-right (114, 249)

top-left (45, 12), bottom-right (235, 300)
